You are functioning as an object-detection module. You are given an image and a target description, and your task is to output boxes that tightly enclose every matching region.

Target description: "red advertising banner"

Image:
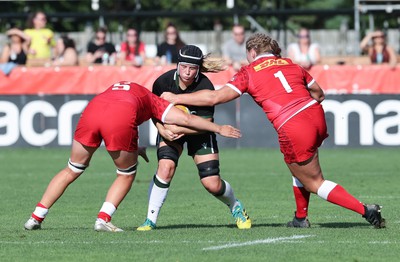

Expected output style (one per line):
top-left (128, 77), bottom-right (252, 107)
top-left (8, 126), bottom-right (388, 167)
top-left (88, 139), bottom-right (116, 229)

top-left (0, 64), bottom-right (399, 94)
top-left (309, 64), bottom-right (400, 94)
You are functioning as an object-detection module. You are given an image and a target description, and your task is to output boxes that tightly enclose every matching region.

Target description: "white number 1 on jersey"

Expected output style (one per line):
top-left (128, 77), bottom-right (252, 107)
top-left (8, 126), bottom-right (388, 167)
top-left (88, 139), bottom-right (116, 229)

top-left (274, 70), bottom-right (293, 93)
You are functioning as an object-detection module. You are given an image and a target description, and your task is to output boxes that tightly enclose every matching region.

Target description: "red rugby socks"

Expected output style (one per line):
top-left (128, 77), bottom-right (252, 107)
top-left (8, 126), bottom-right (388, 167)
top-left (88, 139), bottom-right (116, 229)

top-left (317, 180), bottom-right (365, 215)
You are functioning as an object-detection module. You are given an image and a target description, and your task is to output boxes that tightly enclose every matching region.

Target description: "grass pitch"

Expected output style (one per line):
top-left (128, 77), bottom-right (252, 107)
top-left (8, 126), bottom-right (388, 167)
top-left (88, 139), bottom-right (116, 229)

top-left (0, 147), bottom-right (399, 261)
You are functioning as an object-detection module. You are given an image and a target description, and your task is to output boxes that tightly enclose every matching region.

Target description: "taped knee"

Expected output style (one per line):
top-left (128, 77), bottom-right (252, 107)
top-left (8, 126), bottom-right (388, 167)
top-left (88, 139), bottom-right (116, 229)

top-left (157, 146), bottom-right (179, 166)
top-left (153, 174), bottom-right (170, 188)
top-left (197, 160), bottom-right (220, 179)
top-left (117, 163), bottom-right (137, 176)
top-left (68, 158), bottom-right (87, 174)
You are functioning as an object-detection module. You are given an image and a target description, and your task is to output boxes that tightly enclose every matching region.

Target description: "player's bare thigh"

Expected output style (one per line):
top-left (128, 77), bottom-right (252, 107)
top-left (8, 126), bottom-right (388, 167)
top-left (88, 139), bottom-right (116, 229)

top-left (108, 150), bottom-right (138, 170)
top-left (193, 153), bottom-right (219, 163)
top-left (286, 150), bottom-right (324, 193)
top-left (69, 139), bottom-right (97, 166)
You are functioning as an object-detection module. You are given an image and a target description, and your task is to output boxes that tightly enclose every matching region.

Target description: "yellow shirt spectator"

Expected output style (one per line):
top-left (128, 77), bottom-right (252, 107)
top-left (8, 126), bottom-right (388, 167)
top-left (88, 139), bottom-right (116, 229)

top-left (24, 28), bottom-right (55, 59)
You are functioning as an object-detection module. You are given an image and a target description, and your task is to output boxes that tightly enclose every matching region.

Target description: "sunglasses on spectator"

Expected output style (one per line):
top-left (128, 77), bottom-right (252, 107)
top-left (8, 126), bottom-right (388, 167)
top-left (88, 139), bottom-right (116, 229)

top-left (127, 33), bottom-right (137, 37)
top-left (373, 35), bottom-right (385, 39)
top-left (96, 36), bottom-right (106, 40)
top-left (298, 34), bottom-right (309, 38)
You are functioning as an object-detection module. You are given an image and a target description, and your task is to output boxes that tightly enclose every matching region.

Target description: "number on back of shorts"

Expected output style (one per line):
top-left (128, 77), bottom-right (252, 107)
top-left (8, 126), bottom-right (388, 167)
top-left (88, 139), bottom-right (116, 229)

top-left (112, 82), bottom-right (131, 91)
top-left (274, 70), bottom-right (293, 93)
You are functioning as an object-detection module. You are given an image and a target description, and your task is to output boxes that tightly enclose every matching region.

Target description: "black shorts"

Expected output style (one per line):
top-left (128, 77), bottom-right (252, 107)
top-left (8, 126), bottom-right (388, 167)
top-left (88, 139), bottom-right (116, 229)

top-left (157, 132), bottom-right (219, 156)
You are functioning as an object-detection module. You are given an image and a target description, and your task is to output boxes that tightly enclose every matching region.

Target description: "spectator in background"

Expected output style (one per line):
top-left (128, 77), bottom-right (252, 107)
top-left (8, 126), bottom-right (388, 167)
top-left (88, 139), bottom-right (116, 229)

top-left (0, 28), bottom-right (30, 65)
top-left (222, 24), bottom-right (248, 71)
top-left (155, 22), bottom-right (185, 65)
top-left (360, 29), bottom-right (397, 69)
top-left (117, 28), bottom-right (146, 67)
top-left (24, 11), bottom-right (55, 62)
top-left (52, 35), bottom-right (79, 66)
top-left (86, 27), bottom-right (117, 65)
top-left (287, 28), bottom-right (321, 70)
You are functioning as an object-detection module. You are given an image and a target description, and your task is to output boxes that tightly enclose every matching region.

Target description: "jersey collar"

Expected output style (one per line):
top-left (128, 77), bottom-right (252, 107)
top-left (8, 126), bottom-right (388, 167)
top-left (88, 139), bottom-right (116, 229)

top-left (254, 53), bottom-right (275, 61)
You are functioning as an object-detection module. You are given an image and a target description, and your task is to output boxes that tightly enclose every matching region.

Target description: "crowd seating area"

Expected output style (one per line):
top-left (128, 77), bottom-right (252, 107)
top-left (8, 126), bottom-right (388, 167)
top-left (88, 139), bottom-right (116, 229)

top-left (22, 54), bottom-right (397, 68)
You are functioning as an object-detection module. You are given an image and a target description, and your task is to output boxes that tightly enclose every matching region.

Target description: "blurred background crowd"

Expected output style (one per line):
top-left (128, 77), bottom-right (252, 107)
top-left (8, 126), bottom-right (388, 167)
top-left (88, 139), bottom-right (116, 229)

top-left (0, 0), bottom-right (399, 74)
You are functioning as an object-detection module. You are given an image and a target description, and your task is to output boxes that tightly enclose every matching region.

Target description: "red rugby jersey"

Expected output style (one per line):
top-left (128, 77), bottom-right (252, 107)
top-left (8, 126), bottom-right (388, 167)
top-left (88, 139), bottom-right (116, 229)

top-left (227, 54), bottom-right (317, 130)
top-left (96, 81), bottom-right (172, 125)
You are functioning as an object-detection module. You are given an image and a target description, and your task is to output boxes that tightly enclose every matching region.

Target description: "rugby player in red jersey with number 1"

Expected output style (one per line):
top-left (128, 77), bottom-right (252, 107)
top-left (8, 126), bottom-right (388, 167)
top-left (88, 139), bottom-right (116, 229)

top-left (161, 33), bottom-right (385, 229)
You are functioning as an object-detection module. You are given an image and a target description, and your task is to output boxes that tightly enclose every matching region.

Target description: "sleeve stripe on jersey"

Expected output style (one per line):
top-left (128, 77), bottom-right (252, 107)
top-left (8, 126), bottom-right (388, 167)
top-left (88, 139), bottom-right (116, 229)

top-left (226, 83), bottom-right (242, 95)
top-left (307, 79), bottom-right (315, 88)
top-left (161, 103), bottom-right (174, 123)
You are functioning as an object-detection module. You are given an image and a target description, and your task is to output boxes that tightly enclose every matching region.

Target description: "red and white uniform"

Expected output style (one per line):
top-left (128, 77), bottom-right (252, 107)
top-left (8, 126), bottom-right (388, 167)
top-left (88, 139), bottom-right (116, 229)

top-left (74, 81), bottom-right (173, 152)
top-left (227, 54), bottom-right (328, 163)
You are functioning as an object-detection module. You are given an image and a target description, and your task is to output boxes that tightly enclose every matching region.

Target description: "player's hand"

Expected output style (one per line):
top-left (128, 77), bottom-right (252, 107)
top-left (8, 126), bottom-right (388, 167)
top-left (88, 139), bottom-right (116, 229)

top-left (164, 124), bottom-right (186, 140)
top-left (217, 125), bottom-right (242, 138)
top-left (171, 133), bottom-right (184, 140)
top-left (164, 124), bottom-right (179, 134)
top-left (160, 128), bottom-right (183, 141)
top-left (138, 146), bottom-right (149, 163)
top-left (160, 92), bottom-right (178, 104)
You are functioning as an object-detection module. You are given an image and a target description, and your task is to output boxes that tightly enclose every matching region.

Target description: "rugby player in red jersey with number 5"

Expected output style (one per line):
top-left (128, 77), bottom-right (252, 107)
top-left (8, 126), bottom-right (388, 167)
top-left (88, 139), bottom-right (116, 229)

top-left (24, 81), bottom-right (241, 232)
top-left (161, 33), bottom-right (385, 228)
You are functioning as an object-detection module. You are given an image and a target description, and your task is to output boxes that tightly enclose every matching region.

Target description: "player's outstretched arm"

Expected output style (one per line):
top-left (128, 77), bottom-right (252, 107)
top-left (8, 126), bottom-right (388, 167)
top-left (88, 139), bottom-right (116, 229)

top-left (164, 122), bottom-right (207, 136)
top-left (161, 85), bottom-right (240, 106)
top-left (164, 106), bottom-right (241, 139)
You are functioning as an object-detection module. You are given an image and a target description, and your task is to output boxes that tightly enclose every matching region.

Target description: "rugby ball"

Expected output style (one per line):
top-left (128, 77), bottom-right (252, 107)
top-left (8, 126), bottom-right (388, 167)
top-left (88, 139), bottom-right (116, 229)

top-left (175, 105), bottom-right (190, 114)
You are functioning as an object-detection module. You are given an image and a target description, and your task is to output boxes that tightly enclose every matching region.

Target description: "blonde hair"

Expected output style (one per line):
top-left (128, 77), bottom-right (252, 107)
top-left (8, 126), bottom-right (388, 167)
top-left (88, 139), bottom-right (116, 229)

top-left (200, 54), bottom-right (227, 73)
top-left (246, 33), bottom-right (282, 58)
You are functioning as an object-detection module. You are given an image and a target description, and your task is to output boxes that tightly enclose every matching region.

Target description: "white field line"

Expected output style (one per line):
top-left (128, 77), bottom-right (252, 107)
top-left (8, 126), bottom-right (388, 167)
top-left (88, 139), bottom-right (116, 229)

top-left (0, 240), bottom-right (216, 245)
top-left (0, 240), bottom-right (164, 245)
top-left (2, 237), bottom-right (397, 247)
top-left (0, 237), bottom-right (313, 248)
top-left (202, 235), bottom-right (314, 251)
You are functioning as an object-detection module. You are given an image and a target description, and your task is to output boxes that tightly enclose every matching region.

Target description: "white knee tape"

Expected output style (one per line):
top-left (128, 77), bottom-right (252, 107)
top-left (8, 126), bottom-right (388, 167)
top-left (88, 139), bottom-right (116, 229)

top-left (68, 158), bottom-right (87, 173)
top-left (117, 163), bottom-right (137, 176)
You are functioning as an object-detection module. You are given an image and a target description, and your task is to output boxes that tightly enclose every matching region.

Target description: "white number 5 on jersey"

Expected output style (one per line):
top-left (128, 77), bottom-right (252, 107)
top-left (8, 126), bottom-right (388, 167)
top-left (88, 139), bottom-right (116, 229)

top-left (112, 82), bottom-right (131, 91)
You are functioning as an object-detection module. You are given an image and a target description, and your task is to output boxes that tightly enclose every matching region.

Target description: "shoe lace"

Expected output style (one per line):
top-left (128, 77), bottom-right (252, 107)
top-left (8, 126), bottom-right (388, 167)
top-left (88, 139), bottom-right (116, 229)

top-left (102, 221), bottom-right (117, 230)
top-left (232, 206), bottom-right (247, 223)
top-left (109, 222), bottom-right (118, 228)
